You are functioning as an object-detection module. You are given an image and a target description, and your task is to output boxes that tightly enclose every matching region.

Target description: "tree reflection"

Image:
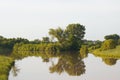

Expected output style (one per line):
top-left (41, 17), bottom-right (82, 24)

top-left (102, 58), bottom-right (117, 66)
top-left (11, 51), bottom-right (86, 76)
top-left (49, 52), bottom-right (85, 76)
top-left (11, 64), bottom-right (20, 77)
top-left (42, 58), bottom-right (49, 62)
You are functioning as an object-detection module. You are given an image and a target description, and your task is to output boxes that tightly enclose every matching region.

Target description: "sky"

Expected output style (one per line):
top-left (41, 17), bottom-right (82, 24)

top-left (0, 0), bottom-right (120, 40)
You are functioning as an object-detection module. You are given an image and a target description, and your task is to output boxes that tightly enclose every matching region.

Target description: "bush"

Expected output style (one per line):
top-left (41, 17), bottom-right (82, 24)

top-left (12, 43), bottom-right (62, 58)
top-left (101, 39), bottom-right (116, 50)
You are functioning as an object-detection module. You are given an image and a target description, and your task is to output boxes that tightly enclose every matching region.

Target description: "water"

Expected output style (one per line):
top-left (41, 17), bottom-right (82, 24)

top-left (8, 54), bottom-right (120, 80)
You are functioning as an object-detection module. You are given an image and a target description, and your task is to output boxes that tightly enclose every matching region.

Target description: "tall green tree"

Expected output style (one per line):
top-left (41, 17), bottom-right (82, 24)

top-left (65, 24), bottom-right (85, 50)
top-left (49, 23), bottom-right (85, 50)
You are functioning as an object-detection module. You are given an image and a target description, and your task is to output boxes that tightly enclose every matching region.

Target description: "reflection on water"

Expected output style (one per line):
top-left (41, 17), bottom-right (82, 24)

top-left (102, 58), bottom-right (117, 66)
top-left (42, 58), bottom-right (49, 62)
top-left (9, 52), bottom-right (120, 80)
top-left (10, 52), bottom-right (85, 77)
top-left (11, 65), bottom-right (20, 77)
top-left (49, 53), bottom-right (85, 76)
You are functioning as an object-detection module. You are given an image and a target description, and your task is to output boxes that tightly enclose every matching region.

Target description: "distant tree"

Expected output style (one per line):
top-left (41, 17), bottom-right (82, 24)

top-left (104, 34), bottom-right (119, 41)
top-left (42, 37), bottom-right (50, 43)
top-left (101, 39), bottom-right (116, 50)
top-left (83, 40), bottom-right (102, 52)
top-left (0, 36), bottom-right (30, 54)
top-left (0, 36), bottom-right (4, 39)
top-left (30, 39), bottom-right (41, 44)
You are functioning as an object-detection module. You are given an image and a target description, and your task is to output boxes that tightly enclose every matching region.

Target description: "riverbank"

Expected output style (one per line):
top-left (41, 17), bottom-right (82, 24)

top-left (92, 45), bottom-right (120, 59)
top-left (0, 56), bottom-right (14, 80)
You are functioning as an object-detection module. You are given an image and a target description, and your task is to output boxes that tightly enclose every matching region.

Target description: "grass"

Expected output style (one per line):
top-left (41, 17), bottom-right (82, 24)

top-left (92, 45), bottom-right (120, 59)
top-left (0, 56), bottom-right (14, 80)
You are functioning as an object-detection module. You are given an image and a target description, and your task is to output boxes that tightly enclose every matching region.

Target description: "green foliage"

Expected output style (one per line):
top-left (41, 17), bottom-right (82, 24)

top-left (49, 23), bottom-right (85, 50)
top-left (0, 56), bottom-right (14, 80)
top-left (84, 40), bottom-right (102, 52)
top-left (80, 45), bottom-right (88, 58)
top-left (66, 24), bottom-right (85, 40)
top-left (0, 36), bottom-right (29, 54)
top-left (101, 39), bottom-right (116, 50)
top-left (12, 43), bottom-right (62, 58)
top-left (88, 44), bottom-right (101, 53)
top-left (49, 27), bottom-right (65, 43)
top-left (45, 43), bottom-right (61, 52)
top-left (104, 34), bottom-right (120, 45)
top-left (104, 34), bottom-right (119, 41)
top-left (92, 34), bottom-right (120, 58)
top-left (13, 43), bottom-right (47, 52)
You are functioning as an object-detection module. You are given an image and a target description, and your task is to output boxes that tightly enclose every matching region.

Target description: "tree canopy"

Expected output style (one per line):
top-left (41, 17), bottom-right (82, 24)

top-left (104, 34), bottom-right (119, 41)
top-left (49, 23), bottom-right (85, 50)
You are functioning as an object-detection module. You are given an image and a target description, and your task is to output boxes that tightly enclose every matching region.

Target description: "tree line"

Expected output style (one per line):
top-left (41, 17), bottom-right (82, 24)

top-left (1, 23), bottom-right (86, 55)
top-left (0, 23), bottom-right (120, 56)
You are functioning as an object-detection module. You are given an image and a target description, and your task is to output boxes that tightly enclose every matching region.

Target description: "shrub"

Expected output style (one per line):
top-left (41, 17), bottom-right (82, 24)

top-left (101, 39), bottom-right (116, 50)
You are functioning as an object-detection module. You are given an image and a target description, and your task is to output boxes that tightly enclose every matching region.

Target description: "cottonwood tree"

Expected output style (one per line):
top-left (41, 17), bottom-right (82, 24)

top-left (49, 23), bottom-right (85, 50)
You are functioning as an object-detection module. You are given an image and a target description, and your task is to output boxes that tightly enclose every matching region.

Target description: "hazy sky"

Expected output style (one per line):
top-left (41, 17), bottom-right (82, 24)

top-left (0, 0), bottom-right (120, 40)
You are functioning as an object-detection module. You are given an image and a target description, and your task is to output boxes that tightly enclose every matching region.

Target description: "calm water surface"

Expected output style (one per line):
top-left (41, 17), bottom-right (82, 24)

top-left (8, 54), bottom-right (120, 80)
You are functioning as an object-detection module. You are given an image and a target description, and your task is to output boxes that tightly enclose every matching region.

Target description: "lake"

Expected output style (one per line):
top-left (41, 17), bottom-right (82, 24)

top-left (8, 53), bottom-right (120, 80)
